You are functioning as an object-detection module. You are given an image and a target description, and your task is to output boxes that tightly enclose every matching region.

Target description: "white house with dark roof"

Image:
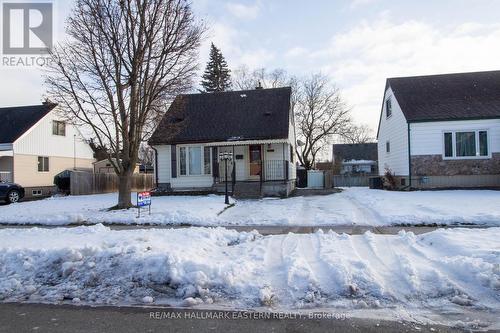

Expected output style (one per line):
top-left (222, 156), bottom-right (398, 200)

top-left (149, 87), bottom-right (297, 197)
top-left (332, 143), bottom-right (378, 175)
top-left (0, 103), bottom-right (95, 197)
top-left (377, 70), bottom-right (500, 189)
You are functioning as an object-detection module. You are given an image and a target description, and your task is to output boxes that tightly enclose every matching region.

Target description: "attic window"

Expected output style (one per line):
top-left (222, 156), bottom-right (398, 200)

top-left (52, 120), bottom-right (66, 136)
top-left (385, 98), bottom-right (392, 118)
top-left (240, 94), bottom-right (247, 98)
top-left (264, 111), bottom-right (272, 116)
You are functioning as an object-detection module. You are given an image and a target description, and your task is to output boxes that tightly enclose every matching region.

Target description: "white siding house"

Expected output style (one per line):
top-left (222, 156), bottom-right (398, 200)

top-left (150, 87), bottom-right (296, 197)
top-left (0, 104), bottom-right (95, 197)
top-left (377, 87), bottom-right (409, 176)
top-left (377, 70), bottom-right (500, 188)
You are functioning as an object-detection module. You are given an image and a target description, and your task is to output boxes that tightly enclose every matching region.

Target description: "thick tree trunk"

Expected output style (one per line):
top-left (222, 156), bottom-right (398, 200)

top-left (117, 171), bottom-right (133, 209)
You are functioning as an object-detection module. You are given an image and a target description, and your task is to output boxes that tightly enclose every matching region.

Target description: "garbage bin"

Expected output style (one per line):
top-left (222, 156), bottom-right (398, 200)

top-left (369, 176), bottom-right (382, 189)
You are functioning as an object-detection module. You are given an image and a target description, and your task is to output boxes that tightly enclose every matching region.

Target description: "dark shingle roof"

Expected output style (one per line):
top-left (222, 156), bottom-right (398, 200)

top-left (332, 143), bottom-right (378, 161)
top-left (149, 87), bottom-right (292, 145)
top-left (0, 104), bottom-right (56, 144)
top-left (388, 70), bottom-right (500, 122)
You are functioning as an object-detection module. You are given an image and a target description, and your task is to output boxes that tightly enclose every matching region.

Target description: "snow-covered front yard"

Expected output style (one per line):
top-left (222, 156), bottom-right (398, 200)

top-left (0, 225), bottom-right (498, 328)
top-left (1, 188), bottom-right (500, 226)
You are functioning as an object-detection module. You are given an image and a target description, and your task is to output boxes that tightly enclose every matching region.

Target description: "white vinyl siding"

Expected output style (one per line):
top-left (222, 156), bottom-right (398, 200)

top-left (154, 144), bottom-right (213, 188)
top-left (13, 107), bottom-right (94, 159)
top-left (154, 145), bottom-right (171, 183)
top-left (377, 87), bottom-right (409, 176)
top-left (154, 142), bottom-right (296, 187)
top-left (410, 119), bottom-right (500, 157)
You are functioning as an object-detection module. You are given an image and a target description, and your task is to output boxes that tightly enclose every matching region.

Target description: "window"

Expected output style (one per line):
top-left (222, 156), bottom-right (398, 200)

top-left (179, 147), bottom-right (187, 175)
top-left (189, 147), bottom-right (202, 175)
top-left (38, 156), bottom-right (49, 172)
top-left (444, 132), bottom-right (453, 157)
top-left (386, 141), bottom-right (390, 153)
top-left (178, 146), bottom-right (212, 176)
top-left (204, 147), bottom-right (211, 175)
top-left (479, 131), bottom-right (488, 156)
top-left (456, 132), bottom-right (476, 157)
top-left (443, 130), bottom-right (489, 158)
top-left (32, 190), bottom-right (42, 196)
top-left (385, 98), bottom-right (392, 118)
top-left (52, 120), bottom-right (66, 136)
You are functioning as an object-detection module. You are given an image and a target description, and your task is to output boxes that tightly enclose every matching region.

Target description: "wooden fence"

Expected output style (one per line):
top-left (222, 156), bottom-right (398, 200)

top-left (70, 171), bottom-right (154, 195)
top-left (333, 175), bottom-right (370, 187)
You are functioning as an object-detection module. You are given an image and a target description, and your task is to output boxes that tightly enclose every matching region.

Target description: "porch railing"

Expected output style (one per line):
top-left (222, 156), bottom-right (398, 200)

top-left (264, 160), bottom-right (289, 181)
top-left (0, 171), bottom-right (13, 183)
top-left (216, 160), bottom-right (291, 182)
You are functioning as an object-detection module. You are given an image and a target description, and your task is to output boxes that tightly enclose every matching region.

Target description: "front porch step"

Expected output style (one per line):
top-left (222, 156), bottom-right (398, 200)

top-left (233, 182), bottom-right (262, 199)
top-left (215, 182), bottom-right (262, 199)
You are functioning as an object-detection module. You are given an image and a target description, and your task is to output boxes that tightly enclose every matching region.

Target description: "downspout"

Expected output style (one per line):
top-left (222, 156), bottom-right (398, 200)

top-left (151, 146), bottom-right (159, 188)
top-left (407, 123), bottom-right (412, 189)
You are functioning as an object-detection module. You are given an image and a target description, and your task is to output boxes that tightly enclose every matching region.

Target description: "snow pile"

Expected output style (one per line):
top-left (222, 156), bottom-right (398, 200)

top-left (0, 225), bottom-right (498, 327)
top-left (0, 188), bottom-right (500, 226)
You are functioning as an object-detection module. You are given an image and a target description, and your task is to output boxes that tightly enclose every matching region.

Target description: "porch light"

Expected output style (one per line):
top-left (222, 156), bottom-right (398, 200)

top-left (219, 152), bottom-right (233, 204)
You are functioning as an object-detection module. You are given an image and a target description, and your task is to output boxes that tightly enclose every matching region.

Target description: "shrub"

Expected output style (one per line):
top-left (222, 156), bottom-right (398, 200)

top-left (382, 168), bottom-right (397, 190)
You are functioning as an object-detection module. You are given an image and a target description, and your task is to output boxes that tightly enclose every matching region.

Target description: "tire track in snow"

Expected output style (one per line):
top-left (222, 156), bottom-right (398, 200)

top-left (341, 191), bottom-right (385, 226)
top-left (262, 234), bottom-right (285, 300)
top-left (394, 234), bottom-right (500, 308)
top-left (348, 232), bottom-right (436, 305)
top-left (295, 232), bottom-right (337, 297)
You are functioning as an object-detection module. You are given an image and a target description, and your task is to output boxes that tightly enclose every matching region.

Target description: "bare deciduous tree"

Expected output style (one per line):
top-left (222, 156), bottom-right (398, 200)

top-left (295, 74), bottom-right (352, 170)
top-left (231, 66), bottom-right (295, 90)
top-left (138, 144), bottom-right (155, 166)
top-left (45, 0), bottom-right (204, 208)
top-left (341, 124), bottom-right (375, 144)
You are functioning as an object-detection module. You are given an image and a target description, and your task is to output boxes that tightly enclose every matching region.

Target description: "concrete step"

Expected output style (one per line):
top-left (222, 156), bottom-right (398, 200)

top-left (233, 182), bottom-right (262, 199)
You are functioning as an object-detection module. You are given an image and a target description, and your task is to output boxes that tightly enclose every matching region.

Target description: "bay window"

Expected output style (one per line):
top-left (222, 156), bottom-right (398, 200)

top-left (178, 146), bottom-right (212, 176)
top-left (204, 147), bottom-right (211, 175)
top-left (179, 147), bottom-right (187, 175)
top-left (443, 130), bottom-right (489, 159)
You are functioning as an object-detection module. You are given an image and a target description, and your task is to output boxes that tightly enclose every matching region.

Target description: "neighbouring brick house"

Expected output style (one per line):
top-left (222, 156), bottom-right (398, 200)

top-left (377, 70), bottom-right (500, 189)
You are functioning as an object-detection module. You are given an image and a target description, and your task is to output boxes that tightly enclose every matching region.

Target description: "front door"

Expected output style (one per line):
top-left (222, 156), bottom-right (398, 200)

top-left (249, 145), bottom-right (262, 179)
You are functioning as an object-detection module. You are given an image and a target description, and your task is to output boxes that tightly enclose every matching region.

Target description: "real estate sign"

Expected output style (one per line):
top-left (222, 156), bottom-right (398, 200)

top-left (137, 191), bottom-right (151, 217)
top-left (137, 191), bottom-right (151, 207)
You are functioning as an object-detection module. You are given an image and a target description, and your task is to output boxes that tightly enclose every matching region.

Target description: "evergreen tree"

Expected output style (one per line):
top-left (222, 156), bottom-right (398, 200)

top-left (200, 43), bottom-right (231, 92)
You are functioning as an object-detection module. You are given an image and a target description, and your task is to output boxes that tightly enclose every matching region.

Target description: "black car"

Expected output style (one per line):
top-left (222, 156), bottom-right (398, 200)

top-left (0, 182), bottom-right (25, 204)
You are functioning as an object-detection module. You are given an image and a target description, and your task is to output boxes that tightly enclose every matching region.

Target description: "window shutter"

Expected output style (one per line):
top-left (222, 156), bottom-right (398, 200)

top-left (171, 145), bottom-right (177, 178)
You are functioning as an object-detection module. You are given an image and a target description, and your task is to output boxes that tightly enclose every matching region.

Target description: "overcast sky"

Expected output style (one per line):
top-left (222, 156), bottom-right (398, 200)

top-left (2, 0), bottom-right (500, 136)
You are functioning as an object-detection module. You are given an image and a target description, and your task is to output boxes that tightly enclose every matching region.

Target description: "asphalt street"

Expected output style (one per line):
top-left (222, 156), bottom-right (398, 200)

top-left (0, 303), bottom-right (477, 333)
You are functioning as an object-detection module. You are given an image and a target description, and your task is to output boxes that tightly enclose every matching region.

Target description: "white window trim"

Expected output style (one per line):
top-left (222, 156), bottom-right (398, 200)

top-left (385, 97), bottom-right (393, 119)
top-left (442, 129), bottom-right (491, 160)
top-left (177, 144), bottom-right (212, 177)
top-left (52, 120), bottom-right (66, 137)
top-left (37, 156), bottom-right (50, 173)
